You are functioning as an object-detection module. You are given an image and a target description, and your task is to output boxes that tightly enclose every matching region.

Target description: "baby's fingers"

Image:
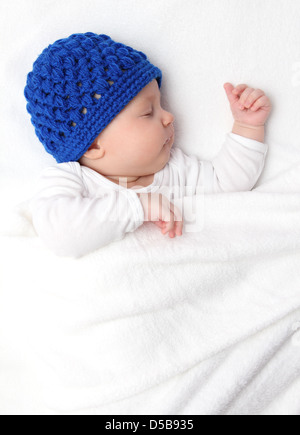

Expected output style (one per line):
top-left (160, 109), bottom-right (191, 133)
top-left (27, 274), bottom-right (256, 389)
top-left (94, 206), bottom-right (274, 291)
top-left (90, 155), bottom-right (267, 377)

top-left (162, 222), bottom-right (183, 238)
top-left (167, 216), bottom-right (184, 238)
top-left (161, 201), bottom-right (183, 237)
top-left (162, 212), bottom-right (175, 235)
top-left (250, 95), bottom-right (271, 111)
top-left (232, 84), bottom-right (248, 96)
top-left (172, 204), bottom-right (183, 236)
top-left (243, 89), bottom-right (265, 108)
top-left (174, 215), bottom-right (183, 236)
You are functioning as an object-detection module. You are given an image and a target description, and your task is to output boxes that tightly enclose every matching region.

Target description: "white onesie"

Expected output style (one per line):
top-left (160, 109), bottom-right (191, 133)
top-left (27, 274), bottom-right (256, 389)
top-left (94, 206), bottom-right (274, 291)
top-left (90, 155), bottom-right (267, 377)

top-left (29, 133), bottom-right (268, 258)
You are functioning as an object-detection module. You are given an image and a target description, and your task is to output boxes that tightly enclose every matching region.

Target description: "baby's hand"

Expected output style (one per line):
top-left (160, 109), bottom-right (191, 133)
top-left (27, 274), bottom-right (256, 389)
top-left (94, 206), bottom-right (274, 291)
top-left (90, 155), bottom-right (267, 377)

top-left (224, 83), bottom-right (272, 127)
top-left (137, 193), bottom-right (183, 238)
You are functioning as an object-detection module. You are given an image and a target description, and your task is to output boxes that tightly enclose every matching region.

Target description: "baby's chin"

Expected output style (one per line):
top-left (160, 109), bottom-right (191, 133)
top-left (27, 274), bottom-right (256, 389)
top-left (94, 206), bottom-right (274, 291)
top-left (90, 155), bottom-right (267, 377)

top-left (158, 144), bottom-right (172, 169)
top-left (162, 138), bottom-right (173, 156)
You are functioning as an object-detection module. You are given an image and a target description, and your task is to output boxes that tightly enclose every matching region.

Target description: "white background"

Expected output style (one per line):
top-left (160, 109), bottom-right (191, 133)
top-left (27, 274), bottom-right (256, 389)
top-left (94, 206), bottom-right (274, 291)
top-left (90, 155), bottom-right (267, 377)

top-left (0, 0), bottom-right (300, 414)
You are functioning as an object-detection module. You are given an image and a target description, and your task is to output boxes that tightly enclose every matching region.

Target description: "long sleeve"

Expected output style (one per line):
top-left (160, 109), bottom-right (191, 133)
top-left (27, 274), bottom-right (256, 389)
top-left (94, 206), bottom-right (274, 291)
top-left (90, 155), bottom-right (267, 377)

top-left (168, 133), bottom-right (268, 196)
top-left (29, 166), bottom-right (145, 258)
top-left (202, 133), bottom-right (268, 193)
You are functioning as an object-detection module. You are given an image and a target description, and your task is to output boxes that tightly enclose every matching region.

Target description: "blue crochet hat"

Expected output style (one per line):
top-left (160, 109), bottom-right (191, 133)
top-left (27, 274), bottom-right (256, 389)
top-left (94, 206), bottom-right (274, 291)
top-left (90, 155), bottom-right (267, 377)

top-left (24, 32), bottom-right (162, 163)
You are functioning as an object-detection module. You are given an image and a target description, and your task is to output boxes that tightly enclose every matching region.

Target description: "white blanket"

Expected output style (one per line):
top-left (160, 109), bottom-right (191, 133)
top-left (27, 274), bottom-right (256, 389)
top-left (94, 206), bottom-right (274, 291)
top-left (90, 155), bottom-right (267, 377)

top-left (1, 163), bottom-right (300, 415)
top-left (1, 0), bottom-right (300, 416)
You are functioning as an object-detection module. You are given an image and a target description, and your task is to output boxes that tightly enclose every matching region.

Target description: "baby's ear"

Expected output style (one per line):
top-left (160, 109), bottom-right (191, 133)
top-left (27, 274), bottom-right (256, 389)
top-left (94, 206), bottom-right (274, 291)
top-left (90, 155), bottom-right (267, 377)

top-left (82, 141), bottom-right (105, 160)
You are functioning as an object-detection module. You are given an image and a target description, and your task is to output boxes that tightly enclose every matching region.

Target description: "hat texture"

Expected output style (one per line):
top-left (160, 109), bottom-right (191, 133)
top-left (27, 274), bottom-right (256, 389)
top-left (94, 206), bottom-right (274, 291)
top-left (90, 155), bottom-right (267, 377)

top-left (24, 32), bottom-right (162, 163)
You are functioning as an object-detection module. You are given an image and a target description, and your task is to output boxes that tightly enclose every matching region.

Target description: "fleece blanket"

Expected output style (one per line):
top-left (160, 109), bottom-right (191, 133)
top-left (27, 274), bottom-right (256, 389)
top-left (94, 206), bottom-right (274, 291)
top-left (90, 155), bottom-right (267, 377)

top-left (1, 0), bottom-right (300, 415)
top-left (0, 162), bottom-right (300, 415)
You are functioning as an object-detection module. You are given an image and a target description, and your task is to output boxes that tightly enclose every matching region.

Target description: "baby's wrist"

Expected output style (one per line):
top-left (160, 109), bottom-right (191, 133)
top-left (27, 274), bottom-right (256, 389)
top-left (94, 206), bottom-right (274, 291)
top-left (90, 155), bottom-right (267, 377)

top-left (232, 121), bottom-right (265, 143)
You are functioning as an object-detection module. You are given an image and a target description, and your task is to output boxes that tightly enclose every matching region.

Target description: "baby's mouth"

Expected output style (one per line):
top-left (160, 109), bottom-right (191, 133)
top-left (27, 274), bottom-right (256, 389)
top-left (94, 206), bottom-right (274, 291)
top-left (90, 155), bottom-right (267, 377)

top-left (163, 133), bottom-right (174, 147)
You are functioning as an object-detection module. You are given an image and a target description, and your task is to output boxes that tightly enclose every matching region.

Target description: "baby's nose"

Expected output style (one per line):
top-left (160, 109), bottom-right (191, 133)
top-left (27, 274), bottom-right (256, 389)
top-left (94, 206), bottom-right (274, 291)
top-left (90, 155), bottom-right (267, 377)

top-left (165, 114), bottom-right (175, 127)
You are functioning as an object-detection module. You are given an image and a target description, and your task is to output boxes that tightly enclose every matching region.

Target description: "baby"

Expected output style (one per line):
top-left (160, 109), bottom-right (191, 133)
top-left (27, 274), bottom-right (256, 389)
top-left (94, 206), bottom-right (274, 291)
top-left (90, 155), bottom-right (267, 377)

top-left (25, 32), bottom-right (272, 258)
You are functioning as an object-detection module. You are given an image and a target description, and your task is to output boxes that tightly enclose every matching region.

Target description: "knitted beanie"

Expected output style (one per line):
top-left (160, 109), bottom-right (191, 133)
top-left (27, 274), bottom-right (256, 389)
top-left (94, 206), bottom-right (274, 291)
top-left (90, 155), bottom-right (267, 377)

top-left (24, 32), bottom-right (162, 163)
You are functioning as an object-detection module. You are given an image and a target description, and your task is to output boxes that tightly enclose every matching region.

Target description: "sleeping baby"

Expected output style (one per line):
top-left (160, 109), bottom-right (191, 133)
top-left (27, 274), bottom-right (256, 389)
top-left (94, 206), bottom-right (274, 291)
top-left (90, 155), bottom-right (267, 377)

top-left (24, 32), bottom-right (272, 258)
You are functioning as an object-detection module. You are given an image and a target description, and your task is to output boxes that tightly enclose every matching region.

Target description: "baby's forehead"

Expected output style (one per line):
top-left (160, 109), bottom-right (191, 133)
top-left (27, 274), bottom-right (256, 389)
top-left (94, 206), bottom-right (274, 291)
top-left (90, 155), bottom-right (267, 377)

top-left (135, 81), bottom-right (161, 103)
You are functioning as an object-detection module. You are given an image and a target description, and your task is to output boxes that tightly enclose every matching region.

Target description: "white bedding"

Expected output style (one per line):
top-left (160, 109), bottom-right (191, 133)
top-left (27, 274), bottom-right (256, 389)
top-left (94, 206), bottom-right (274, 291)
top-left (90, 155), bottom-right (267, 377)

top-left (1, 165), bottom-right (300, 415)
top-left (1, 0), bottom-right (300, 415)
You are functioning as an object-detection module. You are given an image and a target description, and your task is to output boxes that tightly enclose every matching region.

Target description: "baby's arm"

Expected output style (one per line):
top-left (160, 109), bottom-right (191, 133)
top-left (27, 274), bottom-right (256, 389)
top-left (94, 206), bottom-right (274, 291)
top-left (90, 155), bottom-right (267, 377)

top-left (201, 82), bottom-right (272, 192)
top-left (171, 83), bottom-right (272, 194)
top-left (169, 133), bottom-right (268, 194)
top-left (30, 166), bottom-right (144, 258)
top-left (207, 133), bottom-right (268, 192)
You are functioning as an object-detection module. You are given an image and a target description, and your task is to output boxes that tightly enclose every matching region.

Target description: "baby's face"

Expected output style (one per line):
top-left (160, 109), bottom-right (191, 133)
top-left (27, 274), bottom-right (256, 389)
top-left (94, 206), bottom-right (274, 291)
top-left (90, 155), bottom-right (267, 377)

top-left (79, 79), bottom-right (175, 180)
